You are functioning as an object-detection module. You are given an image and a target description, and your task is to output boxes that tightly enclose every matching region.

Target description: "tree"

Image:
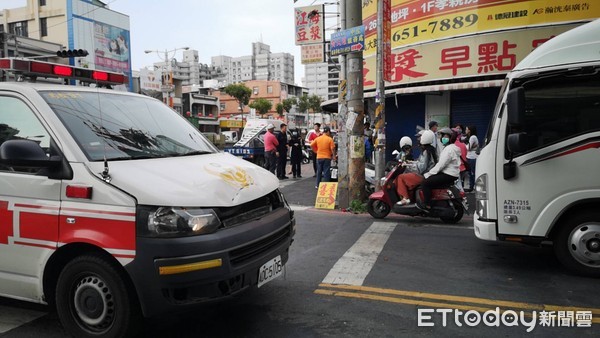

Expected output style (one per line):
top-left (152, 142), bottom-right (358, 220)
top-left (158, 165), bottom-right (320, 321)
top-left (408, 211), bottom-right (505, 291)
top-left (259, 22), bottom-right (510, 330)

top-left (297, 94), bottom-right (310, 116)
top-left (223, 83), bottom-right (252, 119)
top-left (308, 94), bottom-right (323, 125)
top-left (282, 97), bottom-right (297, 114)
top-left (276, 103), bottom-right (284, 117)
top-left (248, 98), bottom-right (273, 118)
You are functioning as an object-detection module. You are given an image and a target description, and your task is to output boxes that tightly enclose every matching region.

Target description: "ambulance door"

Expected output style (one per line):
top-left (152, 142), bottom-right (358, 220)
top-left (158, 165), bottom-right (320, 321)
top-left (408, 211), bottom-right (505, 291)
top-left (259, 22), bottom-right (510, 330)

top-left (0, 94), bottom-right (61, 300)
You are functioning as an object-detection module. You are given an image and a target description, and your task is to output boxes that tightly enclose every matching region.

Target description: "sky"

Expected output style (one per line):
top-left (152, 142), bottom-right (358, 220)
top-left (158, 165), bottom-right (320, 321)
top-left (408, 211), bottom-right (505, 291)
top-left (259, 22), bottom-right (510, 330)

top-left (2, 0), bottom-right (328, 86)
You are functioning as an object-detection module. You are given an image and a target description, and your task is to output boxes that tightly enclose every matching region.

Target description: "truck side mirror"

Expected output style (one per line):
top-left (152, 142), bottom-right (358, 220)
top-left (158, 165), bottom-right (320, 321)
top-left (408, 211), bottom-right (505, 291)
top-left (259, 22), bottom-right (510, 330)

top-left (507, 87), bottom-right (525, 127)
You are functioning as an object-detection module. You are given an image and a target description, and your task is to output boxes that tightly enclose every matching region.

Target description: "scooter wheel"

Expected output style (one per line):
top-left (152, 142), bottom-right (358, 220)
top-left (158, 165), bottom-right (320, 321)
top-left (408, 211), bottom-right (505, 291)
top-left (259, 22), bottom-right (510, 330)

top-left (367, 199), bottom-right (390, 219)
top-left (302, 157), bottom-right (310, 164)
top-left (440, 200), bottom-right (464, 224)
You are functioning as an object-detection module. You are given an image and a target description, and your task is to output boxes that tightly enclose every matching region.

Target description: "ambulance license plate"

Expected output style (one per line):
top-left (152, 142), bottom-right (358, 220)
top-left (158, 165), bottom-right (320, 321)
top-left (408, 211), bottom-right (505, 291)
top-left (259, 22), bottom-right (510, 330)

top-left (257, 255), bottom-right (283, 288)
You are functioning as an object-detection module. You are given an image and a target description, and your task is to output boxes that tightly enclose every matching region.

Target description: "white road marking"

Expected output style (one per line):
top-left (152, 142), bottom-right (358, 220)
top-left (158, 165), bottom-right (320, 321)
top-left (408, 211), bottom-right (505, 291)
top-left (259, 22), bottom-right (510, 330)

top-left (322, 221), bottom-right (396, 286)
top-left (0, 305), bottom-right (46, 333)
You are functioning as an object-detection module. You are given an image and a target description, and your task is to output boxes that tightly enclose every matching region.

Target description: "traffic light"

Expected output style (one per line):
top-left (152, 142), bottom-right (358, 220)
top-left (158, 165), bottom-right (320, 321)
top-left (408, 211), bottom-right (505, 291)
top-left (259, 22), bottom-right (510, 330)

top-left (56, 49), bottom-right (89, 58)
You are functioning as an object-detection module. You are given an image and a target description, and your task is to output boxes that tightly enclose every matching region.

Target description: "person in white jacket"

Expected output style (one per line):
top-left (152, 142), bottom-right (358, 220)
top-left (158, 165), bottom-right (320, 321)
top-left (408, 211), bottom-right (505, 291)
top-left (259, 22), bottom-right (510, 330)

top-left (419, 127), bottom-right (461, 211)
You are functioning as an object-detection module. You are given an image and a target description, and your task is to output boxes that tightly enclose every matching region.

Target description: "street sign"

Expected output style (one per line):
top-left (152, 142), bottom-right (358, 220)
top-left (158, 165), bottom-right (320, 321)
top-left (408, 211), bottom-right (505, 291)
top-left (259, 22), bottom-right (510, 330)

top-left (330, 26), bottom-right (365, 56)
top-left (315, 182), bottom-right (338, 209)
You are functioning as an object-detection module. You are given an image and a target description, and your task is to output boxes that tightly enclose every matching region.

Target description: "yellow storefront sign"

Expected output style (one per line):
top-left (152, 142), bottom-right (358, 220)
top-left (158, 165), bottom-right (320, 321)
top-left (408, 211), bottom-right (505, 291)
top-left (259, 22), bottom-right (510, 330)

top-left (220, 119), bottom-right (244, 128)
top-left (315, 182), bottom-right (338, 209)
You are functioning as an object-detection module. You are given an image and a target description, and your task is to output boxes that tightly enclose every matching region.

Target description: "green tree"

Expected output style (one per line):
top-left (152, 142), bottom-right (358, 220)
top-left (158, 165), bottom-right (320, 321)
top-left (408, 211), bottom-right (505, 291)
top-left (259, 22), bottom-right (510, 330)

top-left (282, 97), bottom-right (297, 114)
top-left (276, 103), bottom-right (284, 117)
top-left (223, 83), bottom-right (252, 118)
top-left (297, 94), bottom-right (310, 116)
top-left (249, 98), bottom-right (273, 118)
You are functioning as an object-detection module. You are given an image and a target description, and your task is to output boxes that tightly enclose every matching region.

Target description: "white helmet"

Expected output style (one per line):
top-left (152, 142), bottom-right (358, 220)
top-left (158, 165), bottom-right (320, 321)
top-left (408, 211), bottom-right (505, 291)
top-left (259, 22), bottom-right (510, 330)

top-left (420, 130), bottom-right (435, 145)
top-left (399, 136), bottom-right (412, 148)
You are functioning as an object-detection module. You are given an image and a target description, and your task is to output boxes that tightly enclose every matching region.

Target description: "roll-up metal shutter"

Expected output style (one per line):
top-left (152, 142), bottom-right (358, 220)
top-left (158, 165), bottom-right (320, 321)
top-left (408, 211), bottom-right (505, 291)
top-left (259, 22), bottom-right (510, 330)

top-left (450, 88), bottom-right (500, 138)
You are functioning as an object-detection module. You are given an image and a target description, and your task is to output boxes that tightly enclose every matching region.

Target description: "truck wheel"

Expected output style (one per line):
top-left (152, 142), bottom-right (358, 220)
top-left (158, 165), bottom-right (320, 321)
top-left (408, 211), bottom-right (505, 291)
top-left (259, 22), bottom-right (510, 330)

top-left (55, 254), bottom-right (141, 337)
top-left (554, 211), bottom-right (600, 277)
top-left (440, 200), bottom-right (464, 224)
top-left (367, 199), bottom-right (390, 219)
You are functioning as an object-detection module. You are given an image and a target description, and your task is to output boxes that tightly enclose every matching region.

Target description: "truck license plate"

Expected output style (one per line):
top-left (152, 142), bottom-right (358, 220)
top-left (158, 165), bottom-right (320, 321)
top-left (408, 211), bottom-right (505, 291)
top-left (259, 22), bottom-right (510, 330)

top-left (257, 255), bottom-right (283, 288)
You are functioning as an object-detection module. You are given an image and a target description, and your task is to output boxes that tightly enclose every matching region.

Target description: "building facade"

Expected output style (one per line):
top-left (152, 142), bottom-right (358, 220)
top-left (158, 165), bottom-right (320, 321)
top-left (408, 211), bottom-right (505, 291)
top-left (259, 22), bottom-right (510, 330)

top-left (1, 0), bottom-right (132, 90)
top-left (213, 80), bottom-right (307, 127)
top-left (353, 1), bottom-right (600, 162)
top-left (303, 56), bottom-right (339, 101)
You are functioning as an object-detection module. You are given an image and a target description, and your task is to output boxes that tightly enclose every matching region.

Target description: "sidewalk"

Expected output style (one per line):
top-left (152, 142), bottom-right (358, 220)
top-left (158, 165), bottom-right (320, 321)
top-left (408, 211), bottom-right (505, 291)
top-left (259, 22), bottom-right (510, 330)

top-left (278, 162), bottom-right (477, 215)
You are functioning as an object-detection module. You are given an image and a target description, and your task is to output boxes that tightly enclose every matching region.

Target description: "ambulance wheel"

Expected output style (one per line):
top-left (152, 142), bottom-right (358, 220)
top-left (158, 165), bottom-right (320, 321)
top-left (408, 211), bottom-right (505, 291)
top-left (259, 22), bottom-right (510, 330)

top-left (554, 211), bottom-right (600, 277)
top-left (367, 199), bottom-right (390, 219)
top-left (55, 254), bottom-right (142, 337)
top-left (440, 200), bottom-right (464, 224)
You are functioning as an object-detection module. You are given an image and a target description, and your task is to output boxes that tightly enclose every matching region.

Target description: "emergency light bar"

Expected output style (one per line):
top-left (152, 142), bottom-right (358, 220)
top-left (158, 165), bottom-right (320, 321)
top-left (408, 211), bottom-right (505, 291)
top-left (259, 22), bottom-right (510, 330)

top-left (0, 58), bottom-right (127, 85)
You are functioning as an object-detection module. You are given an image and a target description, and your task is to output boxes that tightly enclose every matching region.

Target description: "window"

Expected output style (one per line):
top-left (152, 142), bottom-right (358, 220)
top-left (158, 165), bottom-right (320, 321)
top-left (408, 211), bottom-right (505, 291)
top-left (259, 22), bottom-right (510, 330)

top-left (253, 87), bottom-right (259, 95)
top-left (507, 70), bottom-right (600, 155)
top-left (0, 96), bottom-right (51, 173)
top-left (220, 103), bottom-right (226, 111)
top-left (9, 21), bottom-right (28, 37)
top-left (39, 0), bottom-right (46, 6)
top-left (267, 86), bottom-right (273, 94)
top-left (40, 18), bottom-right (48, 37)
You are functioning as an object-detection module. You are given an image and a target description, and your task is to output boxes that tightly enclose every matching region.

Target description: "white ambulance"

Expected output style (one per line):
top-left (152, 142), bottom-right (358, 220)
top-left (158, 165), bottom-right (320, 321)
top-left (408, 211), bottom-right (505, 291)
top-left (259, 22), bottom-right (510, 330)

top-left (0, 58), bottom-right (295, 336)
top-left (474, 19), bottom-right (600, 277)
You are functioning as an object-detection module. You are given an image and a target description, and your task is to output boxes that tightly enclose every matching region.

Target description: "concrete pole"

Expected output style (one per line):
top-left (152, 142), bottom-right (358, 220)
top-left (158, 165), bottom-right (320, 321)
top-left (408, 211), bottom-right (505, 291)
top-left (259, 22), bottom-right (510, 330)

top-left (374, 0), bottom-right (386, 190)
top-left (346, 0), bottom-right (366, 203)
top-left (336, 0), bottom-right (349, 209)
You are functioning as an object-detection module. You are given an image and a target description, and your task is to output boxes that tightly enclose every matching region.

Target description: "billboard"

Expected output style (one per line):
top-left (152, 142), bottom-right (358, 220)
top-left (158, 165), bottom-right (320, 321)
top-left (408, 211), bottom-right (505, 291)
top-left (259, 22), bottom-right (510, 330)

top-left (301, 44), bottom-right (325, 64)
top-left (362, 24), bottom-right (580, 89)
top-left (94, 22), bottom-right (131, 75)
top-left (295, 5), bottom-right (325, 45)
top-left (363, 0), bottom-right (600, 57)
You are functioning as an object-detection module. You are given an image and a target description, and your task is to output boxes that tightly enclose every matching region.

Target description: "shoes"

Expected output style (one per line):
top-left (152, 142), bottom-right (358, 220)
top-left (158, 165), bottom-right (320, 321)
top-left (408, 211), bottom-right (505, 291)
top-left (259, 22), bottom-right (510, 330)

top-left (280, 176), bottom-right (289, 180)
top-left (293, 175), bottom-right (296, 178)
top-left (395, 198), bottom-right (410, 206)
top-left (313, 174), bottom-right (317, 177)
top-left (297, 175), bottom-right (303, 178)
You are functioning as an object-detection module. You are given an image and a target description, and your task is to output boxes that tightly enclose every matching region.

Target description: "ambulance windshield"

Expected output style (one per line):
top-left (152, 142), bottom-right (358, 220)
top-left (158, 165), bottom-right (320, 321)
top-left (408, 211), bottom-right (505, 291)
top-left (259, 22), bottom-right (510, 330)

top-left (41, 91), bottom-right (218, 161)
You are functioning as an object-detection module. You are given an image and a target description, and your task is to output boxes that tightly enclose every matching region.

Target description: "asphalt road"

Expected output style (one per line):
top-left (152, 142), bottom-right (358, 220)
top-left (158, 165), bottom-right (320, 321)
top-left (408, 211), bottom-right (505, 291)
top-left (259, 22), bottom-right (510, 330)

top-left (1, 164), bottom-right (598, 337)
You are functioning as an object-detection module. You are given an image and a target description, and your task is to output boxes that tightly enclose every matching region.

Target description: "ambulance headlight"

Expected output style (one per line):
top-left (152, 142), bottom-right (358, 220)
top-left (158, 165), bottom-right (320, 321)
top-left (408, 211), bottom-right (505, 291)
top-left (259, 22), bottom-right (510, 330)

top-left (138, 207), bottom-right (221, 237)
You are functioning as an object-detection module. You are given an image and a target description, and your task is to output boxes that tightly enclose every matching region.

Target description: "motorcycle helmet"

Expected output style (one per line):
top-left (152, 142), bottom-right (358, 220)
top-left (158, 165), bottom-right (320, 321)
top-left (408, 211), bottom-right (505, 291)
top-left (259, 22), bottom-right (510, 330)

top-left (420, 130), bottom-right (435, 145)
top-left (399, 136), bottom-right (412, 149)
top-left (439, 127), bottom-right (453, 137)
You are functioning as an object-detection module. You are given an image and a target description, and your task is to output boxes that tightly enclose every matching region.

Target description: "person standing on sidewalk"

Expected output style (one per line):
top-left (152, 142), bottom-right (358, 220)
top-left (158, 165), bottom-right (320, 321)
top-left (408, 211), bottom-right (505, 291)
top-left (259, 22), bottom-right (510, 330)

top-left (263, 124), bottom-right (279, 175)
top-left (276, 123), bottom-right (289, 179)
top-left (288, 128), bottom-right (303, 178)
top-left (465, 125), bottom-right (479, 192)
top-left (311, 126), bottom-right (336, 189)
top-left (306, 123), bottom-right (321, 176)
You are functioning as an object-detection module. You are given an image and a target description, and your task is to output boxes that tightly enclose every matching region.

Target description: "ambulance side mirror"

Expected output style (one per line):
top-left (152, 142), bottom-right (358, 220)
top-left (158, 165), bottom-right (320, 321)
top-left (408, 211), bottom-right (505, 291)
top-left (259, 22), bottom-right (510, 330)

top-left (0, 139), bottom-right (61, 168)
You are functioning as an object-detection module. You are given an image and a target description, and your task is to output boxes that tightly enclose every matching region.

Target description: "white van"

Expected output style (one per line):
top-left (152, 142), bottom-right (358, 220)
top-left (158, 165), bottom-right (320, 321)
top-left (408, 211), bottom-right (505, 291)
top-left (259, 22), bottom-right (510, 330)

top-left (0, 58), bottom-right (295, 336)
top-left (473, 20), bottom-right (600, 277)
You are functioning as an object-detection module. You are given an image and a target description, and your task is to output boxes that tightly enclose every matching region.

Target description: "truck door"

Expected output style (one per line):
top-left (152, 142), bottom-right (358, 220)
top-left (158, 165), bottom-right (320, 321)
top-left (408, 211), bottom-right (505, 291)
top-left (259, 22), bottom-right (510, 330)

top-left (0, 94), bottom-right (61, 300)
top-left (497, 71), bottom-right (600, 237)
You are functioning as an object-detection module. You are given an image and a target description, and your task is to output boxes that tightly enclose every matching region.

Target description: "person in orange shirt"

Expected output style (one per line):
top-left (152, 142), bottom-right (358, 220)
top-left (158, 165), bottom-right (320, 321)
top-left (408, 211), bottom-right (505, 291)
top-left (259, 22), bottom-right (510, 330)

top-left (310, 126), bottom-right (336, 189)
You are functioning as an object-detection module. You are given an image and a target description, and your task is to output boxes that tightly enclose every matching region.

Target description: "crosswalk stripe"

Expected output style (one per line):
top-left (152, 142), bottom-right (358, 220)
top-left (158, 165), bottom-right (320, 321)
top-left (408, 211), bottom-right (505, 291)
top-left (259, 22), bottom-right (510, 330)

top-left (0, 305), bottom-right (46, 333)
top-left (322, 221), bottom-right (396, 285)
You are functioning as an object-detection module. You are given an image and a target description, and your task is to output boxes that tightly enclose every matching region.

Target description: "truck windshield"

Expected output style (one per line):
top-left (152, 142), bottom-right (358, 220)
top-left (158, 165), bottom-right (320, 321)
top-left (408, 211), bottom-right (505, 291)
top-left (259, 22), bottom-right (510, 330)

top-left (41, 91), bottom-right (218, 161)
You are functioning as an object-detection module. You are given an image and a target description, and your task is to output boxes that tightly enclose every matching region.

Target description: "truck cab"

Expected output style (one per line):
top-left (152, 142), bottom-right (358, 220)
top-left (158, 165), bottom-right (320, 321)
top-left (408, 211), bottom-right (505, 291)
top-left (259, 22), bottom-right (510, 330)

top-left (473, 19), bottom-right (600, 277)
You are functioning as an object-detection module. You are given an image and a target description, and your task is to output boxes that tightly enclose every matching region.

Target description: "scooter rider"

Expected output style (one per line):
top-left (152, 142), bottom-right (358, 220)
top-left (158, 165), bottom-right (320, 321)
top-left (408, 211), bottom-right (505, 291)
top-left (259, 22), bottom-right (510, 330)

top-left (399, 136), bottom-right (414, 162)
top-left (419, 127), bottom-right (461, 211)
top-left (394, 130), bottom-right (438, 206)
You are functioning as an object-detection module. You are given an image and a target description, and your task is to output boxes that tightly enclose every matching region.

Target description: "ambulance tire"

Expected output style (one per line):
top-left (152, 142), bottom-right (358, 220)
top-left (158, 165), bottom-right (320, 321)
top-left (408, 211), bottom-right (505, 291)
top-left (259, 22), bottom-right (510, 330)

top-left (55, 254), bottom-right (142, 337)
top-left (553, 211), bottom-right (600, 278)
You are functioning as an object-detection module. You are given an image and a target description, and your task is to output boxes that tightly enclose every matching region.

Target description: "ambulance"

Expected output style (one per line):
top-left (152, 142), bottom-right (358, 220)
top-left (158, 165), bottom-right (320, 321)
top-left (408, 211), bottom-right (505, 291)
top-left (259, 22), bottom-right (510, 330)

top-left (473, 19), bottom-right (600, 277)
top-left (0, 58), bottom-right (295, 336)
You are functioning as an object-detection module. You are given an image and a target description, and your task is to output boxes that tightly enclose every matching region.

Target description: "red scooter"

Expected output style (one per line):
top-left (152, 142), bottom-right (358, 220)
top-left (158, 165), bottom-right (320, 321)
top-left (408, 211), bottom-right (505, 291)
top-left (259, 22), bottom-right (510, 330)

top-left (367, 162), bottom-right (469, 223)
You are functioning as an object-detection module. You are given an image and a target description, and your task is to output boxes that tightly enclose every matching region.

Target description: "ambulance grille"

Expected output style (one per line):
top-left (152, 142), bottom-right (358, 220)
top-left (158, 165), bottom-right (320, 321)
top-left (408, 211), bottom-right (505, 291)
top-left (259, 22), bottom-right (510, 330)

top-left (217, 190), bottom-right (284, 228)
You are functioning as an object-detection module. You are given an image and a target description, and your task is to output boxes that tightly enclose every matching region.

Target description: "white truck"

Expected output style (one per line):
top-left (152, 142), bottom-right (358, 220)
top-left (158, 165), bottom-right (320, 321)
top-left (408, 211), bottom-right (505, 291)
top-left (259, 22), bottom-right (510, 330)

top-left (0, 58), bottom-right (295, 336)
top-left (474, 19), bottom-right (600, 277)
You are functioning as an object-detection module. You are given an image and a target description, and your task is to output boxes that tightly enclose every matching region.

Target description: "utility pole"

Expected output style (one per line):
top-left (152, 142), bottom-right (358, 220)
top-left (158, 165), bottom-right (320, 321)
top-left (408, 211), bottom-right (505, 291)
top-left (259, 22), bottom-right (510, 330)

top-left (336, 0), bottom-right (349, 209)
top-left (346, 0), bottom-right (366, 203)
top-left (374, 0), bottom-right (388, 190)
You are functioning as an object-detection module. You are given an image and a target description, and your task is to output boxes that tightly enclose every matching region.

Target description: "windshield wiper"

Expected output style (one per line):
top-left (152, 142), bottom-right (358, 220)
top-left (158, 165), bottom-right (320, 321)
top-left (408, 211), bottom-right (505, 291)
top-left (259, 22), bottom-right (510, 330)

top-left (179, 150), bottom-right (212, 156)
